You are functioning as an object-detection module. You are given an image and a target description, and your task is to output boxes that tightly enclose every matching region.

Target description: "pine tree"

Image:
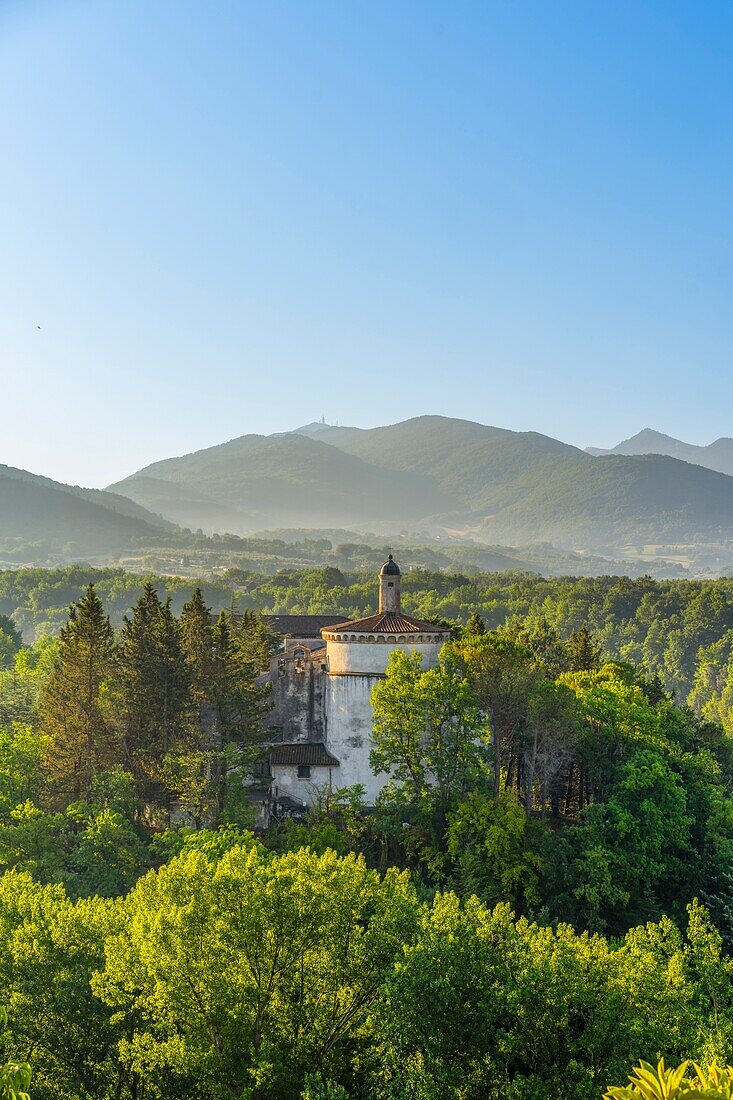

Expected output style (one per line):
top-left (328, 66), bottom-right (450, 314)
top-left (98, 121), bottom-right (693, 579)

top-left (231, 610), bottom-right (277, 669)
top-left (177, 594), bottom-right (232, 823)
top-left (225, 610), bottom-right (274, 744)
top-left (567, 626), bottom-right (603, 672)
top-left (157, 598), bottom-right (190, 753)
top-left (175, 595), bottom-right (273, 821)
top-left (184, 604), bottom-right (273, 747)
top-left (465, 611), bottom-right (486, 636)
top-left (40, 584), bottom-right (118, 805)
top-left (179, 588), bottom-right (218, 738)
top-left (118, 583), bottom-right (188, 808)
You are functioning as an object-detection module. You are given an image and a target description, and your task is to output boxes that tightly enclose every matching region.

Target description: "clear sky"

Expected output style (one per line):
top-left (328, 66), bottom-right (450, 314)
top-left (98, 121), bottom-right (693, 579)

top-left (2, 0), bottom-right (732, 487)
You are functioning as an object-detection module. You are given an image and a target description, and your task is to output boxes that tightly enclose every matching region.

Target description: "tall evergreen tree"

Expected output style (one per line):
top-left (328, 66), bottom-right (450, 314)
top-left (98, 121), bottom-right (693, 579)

top-left (568, 626), bottom-right (604, 672)
top-left (157, 598), bottom-right (190, 754)
top-left (224, 610), bottom-right (273, 745)
top-left (179, 588), bottom-right (216, 732)
top-left (178, 595), bottom-right (248, 824)
top-left (179, 602), bottom-right (272, 747)
top-left (40, 584), bottom-right (118, 805)
top-left (118, 584), bottom-right (188, 809)
top-left (230, 609), bottom-right (277, 669)
top-left (465, 610), bottom-right (486, 637)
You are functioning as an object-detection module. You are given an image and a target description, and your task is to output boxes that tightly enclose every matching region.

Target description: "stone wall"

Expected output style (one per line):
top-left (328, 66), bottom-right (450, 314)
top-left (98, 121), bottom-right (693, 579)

top-left (265, 643), bottom-right (327, 742)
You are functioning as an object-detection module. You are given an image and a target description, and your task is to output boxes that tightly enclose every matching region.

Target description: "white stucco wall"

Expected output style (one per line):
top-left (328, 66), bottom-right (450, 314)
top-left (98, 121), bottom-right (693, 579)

top-left (270, 763), bottom-right (335, 809)
top-left (323, 634), bottom-right (449, 805)
top-left (324, 673), bottom-right (385, 803)
top-left (326, 636), bottom-right (446, 675)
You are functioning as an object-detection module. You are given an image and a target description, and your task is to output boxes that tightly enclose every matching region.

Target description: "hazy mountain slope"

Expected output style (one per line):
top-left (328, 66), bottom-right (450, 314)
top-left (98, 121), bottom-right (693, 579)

top-left (109, 417), bottom-right (733, 549)
top-left (303, 415), bottom-right (506, 476)
top-left (586, 429), bottom-right (733, 476)
top-left (479, 453), bottom-right (733, 547)
top-left (108, 432), bottom-right (461, 534)
top-left (308, 416), bottom-right (587, 507)
top-left (0, 464), bottom-right (174, 529)
top-left (104, 475), bottom-right (240, 533)
top-left (0, 472), bottom-right (168, 553)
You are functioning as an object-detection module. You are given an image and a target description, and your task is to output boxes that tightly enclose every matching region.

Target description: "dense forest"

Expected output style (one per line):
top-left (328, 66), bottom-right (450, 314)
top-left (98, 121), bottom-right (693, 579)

top-left (5, 565), bottom-right (733, 721)
top-left (3, 568), bottom-right (733, 1096)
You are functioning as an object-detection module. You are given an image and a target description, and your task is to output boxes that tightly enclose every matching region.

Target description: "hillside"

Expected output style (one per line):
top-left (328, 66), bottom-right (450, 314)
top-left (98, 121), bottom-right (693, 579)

top-left (0, 465), bottom-right (175, 529)
top-left (109, 416), bottom-right (733, 551)
top-left (0, 467), bottom-right (172, 555)
top-left (478, 452), bottom-right (733, 545)
top-left (587, 428), bottom-right (733, 476)
top-left (108, 431), bottom-right (461, 533)
top-left (303, 417), bottom-right (590, 509)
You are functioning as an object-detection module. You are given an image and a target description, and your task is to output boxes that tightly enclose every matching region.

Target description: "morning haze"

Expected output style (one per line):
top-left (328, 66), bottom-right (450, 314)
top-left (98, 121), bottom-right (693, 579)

top-left (4, 6), bottom-right (733, 1100)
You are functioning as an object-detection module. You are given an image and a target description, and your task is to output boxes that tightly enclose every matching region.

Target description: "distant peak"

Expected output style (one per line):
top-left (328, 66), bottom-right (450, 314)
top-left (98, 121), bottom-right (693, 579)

top-left (621, 428), bottom-right (680, 445)
top-left (294, 421), bottom-right (341, 436)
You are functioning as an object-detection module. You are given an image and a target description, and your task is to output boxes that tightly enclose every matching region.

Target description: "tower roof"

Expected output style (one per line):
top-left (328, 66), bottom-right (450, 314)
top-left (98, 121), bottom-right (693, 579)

top-left (379, 553), bottom-right (400, 576)
top-left (322, 611), bottom-right (449, 636)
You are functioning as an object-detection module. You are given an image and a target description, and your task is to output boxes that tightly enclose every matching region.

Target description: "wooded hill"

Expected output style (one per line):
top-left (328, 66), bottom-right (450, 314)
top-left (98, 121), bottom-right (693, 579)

top-left (0, 464), bottom-right (173, 554)
top-left (108, 415), bottom-right (733, 549)
top-left (7, 417), bottom-right (733, 561)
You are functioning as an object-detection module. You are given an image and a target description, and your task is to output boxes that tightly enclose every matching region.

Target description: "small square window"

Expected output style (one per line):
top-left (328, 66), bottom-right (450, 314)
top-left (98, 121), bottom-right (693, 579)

top-left (297, 764), bottom-right (311, 779)
top-left (387, 581), bottom-right (394, 588)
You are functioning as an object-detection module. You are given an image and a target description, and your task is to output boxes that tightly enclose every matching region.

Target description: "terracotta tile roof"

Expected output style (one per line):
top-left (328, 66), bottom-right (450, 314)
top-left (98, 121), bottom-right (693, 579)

top-left (269, 742), bottom-right (340, 767)
top-left (324, 612), bottom-right (450, 635)
top-left (264, 615), bottom-right (345, 638)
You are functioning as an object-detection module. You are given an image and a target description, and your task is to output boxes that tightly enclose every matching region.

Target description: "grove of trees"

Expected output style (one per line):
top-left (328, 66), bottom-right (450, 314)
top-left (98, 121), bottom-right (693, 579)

top-left (3, 569), bottom-right (733, 1096)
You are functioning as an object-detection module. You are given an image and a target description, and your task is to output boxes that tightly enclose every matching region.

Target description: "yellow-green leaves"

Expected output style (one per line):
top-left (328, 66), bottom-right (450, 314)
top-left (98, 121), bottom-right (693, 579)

top-left (95, 844), bottom-right (419, 1098)
top-left (605, 1058), bottom-right (733, 1099)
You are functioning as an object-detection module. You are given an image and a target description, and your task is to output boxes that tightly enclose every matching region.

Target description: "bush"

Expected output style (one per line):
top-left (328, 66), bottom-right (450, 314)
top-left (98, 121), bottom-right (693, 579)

top-left (605, 1059), bottom-right (733, 1098)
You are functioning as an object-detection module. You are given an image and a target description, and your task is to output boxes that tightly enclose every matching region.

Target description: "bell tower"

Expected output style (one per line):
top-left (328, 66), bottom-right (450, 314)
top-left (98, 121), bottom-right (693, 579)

top-left (378, 553), bottom-right (401, 613)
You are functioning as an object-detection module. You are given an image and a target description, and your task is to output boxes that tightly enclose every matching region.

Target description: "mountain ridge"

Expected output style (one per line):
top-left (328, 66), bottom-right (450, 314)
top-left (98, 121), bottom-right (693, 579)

top-left (586, 428), bottom-right (733, 476)
top-left (106, 416), bottom-right (733, 550)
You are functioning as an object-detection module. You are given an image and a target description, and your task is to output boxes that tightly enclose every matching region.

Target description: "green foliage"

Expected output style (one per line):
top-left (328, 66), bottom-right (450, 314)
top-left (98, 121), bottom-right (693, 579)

top-left (0, 844), bottom-right (728, 1100)
top-left (117, 582), bottom-right (189, 806)
top-left (70, 807), bottom-right (150, 898)
top-left (370, 894), bottom-right (733, 1100)
top-left (270, 786), bottom-right (367, 858)
top-left (371, 647), bottom-right (491, 829)
top-left (0, 871), bottom-right (125, 1098)
top-left (4, 566), bottom-right (733, 1096)
top-left (604, 1059), bottom-right (733, 1099)
top-left (0, 618), bottom-right (21, 673)
top-left (0, 1007), bottom-right (30, 1100)
top-left (301, 1074), bottom-right (351, 1100)
top-left (446, 790), bottom-right (545, 909)
top-left (568, 625), bottom-right (604, 671)
top-left (40, 584), bottom-right (117, 805)
top-left (95, 844), bottom-right (418, 1098)
top-left (0, 638), bottom-right (58, 730)
top-left (0, 727), bottom-right (45, 818)
top-left (0, 1061), bottom-right (30, 1100)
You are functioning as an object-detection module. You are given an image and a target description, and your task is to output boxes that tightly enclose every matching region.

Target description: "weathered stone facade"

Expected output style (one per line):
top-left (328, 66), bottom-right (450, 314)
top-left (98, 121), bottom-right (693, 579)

top-left (266, 638), bottom-right (327, 743)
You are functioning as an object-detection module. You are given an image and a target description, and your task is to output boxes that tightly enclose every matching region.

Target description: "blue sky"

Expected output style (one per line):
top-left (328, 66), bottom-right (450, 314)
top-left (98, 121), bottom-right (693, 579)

top-left (2, 0), bottom-right (732, 487)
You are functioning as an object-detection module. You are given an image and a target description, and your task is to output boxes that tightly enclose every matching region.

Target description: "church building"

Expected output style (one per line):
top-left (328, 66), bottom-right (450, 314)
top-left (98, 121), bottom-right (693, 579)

top-left (264, 555), bottom-right (450, 815)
